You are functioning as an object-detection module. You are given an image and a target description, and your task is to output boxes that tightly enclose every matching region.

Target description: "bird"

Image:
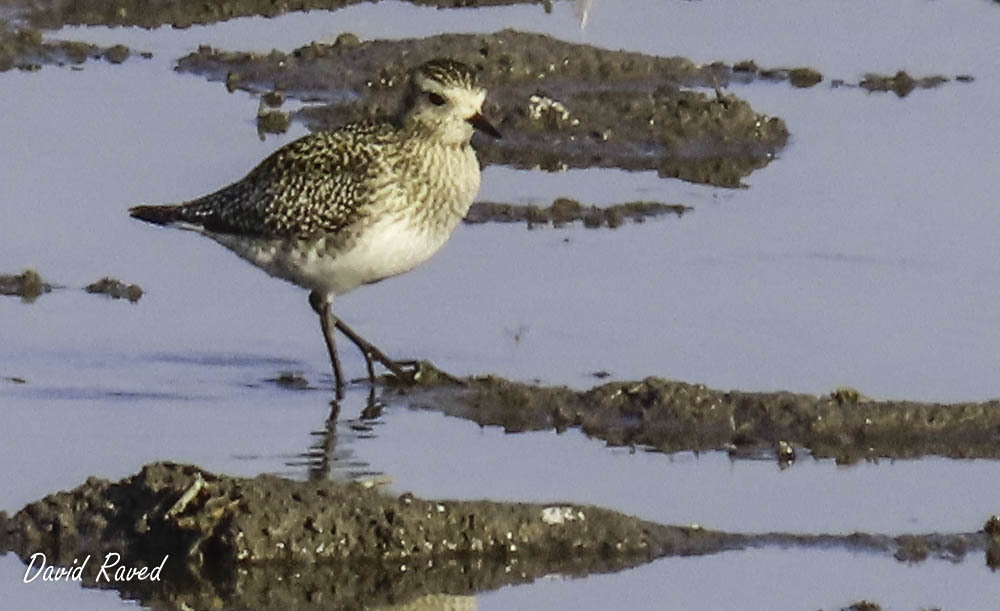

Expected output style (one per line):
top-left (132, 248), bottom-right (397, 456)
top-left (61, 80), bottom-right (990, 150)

top-left (129, 58), bottom-right (501, 399)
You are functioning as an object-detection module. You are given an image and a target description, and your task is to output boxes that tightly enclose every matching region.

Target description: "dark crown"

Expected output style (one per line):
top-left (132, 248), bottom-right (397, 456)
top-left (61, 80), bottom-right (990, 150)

top-left (416, 58), bottom-right (478, 89)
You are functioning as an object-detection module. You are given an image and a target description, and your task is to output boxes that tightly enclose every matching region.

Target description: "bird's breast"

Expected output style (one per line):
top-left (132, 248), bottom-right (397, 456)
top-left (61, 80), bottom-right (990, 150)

top-left (392, 142), bottom-right (481, 222)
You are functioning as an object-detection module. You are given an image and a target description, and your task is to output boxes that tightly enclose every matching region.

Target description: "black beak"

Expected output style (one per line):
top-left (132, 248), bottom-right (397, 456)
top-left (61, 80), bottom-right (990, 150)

top-left (468, 112), bottom-right (502, 139)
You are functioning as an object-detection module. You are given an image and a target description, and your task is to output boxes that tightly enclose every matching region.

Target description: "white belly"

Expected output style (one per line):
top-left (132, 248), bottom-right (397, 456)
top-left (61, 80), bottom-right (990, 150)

top-left (313, 215), bottom-right (449, 294)
top-left (210, 215), bottom-right (451, 296)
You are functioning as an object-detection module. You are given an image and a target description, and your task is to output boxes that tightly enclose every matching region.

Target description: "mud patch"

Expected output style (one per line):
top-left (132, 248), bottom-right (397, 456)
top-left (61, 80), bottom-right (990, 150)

top-left (0, 22), bottom-right (144, 71)
top-left (0, 268), bottom-right (53, 302)
top-left (85, 277), bottom-right (143, 302)
top-left (1, 270), bottom-right (149, 302)
top-left (0, 463), bottom-right (991, 609)
top-left (0, 462), bottom-right (729, 609)
top-left (395, 369), bottom-right (1000, 463)
top-left (858, 71), bottom-right (953, 97)
top-left (730, 61), bottom-right (824, 88)
top-left (785, 67), bottom-right (823, 88)
top-left (265, 370), bottom-right (311, 389)
top-left (177, 30), bottom-right (789, 188)
top-left (465, 198), bottom-right (690, 228)
top-left (730, 60), bottom-right (971, 96)
top-left (256, 106), bottom-right (290, 137)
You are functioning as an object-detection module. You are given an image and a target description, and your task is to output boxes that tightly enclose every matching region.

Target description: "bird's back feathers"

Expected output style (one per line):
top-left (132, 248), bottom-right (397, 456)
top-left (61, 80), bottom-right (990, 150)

top-left (130, 121), bottom-right (398, 238)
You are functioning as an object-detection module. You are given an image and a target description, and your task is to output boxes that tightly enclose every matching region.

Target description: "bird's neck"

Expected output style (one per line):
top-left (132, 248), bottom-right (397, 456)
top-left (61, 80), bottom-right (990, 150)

top-left (388, 133), bottom-right (480, 223)
top-left (400, 116), bottom-right (474, 148)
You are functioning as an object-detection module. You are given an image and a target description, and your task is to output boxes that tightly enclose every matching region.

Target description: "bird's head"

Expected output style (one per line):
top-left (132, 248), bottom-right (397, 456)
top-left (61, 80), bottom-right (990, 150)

top-left (403, 58), bottom-right (501, 144)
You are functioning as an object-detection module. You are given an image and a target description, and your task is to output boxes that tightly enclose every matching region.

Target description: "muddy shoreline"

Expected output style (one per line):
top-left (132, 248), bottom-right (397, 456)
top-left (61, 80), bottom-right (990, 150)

top-left (391, 365), bottom-right (1000, 463)
top-left (0, 462), bottom-right (728, 609)
top-left (1, 463), bottom-right (994, 609)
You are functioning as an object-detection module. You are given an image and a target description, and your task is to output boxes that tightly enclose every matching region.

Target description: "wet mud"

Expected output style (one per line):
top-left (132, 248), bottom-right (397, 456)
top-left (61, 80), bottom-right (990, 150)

top-left (0, 22), bottom-right (141, 71)
top-left (465, 198), bottom-right (690, 228)
top-left (0, 463), bottom-right (992, 609)
top-left (256, 106), bottom-right (291, 137)
top-left (0, 462), bottom-right (727, 609)
top-left (395, 368), bottom-right (1000, 463)
top-left (85, 276), bottom-right (143, 302)
top-left (266, 370), bottom-right (312, 389)
top-left (729, 61), bottom-right (972, 97)
top-left (858, 71), bottom-right (956, 97)
top-left (177, 30), bottom-right (789, 188)
top-left (729, 61), bottom-right (824, 89)
top-left (0, 269), bottom-right (52, 302)
top-left (1, 270), bottom-right (146, 302)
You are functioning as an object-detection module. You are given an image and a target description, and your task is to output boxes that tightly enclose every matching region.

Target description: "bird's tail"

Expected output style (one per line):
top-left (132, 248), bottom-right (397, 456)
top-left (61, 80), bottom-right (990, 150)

top-left (129, 204), bottom-right (185, 226)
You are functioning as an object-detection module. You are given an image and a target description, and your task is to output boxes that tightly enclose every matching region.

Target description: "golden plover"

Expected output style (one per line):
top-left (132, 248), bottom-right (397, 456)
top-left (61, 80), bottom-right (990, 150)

top-left (130, 58), bottom-right (501, 398)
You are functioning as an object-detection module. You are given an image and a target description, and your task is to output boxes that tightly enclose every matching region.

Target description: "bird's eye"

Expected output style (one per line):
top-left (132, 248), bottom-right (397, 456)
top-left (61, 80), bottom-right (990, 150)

top-left (427, 92), bottom-right (447, 106)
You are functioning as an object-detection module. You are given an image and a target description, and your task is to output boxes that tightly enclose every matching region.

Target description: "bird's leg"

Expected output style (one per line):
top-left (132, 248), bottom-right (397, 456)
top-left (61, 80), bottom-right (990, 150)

top-left (360, 386), bottom-right (383, 420)
top-left (306, 399), bottom-right (340, 482)
top-left (332, 318), bottom-right (412, 385)
top-left (355, 331), bottom-right (377, 382)
top-left (309, 291), bottom-right (345, 400)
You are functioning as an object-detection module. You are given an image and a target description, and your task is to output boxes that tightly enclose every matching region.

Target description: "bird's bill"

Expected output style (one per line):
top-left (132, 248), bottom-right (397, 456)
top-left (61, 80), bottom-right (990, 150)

top-left (467, 113), bottom-right (502, 139)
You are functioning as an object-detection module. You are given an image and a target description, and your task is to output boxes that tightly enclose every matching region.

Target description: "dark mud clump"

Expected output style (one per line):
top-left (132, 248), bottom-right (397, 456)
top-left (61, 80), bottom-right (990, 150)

top-left (0, 22), bottom-right (142, 71)
top-left (786, 67), bottom-right (823, 88)
top-left (255, 89), bottom-right (291, 138)
top-left (2, 270), bottom-right (145, 303)
top-left (256, 106), bottom-right (290, 138)
top-left (859, 71), bottom-right (952, 97)
top-left (730, 60), bottom-right (972, 96)
top-left (102, 43), bottom-right (130, 64)
top-left (465, 197), bottom-right (690, 228)
top-left (0, 268), bottom-right (52, 302)
top-left (398, 371), bottom-right (1000, 463)
top-left (7, 0), bottom-right (547, 30)
top-left (984, 515), bottom-right (1000, 570)
top-left (731, 62), bottom-right (824, 89)
top-left (266, 370), bottom-right (310, 389)
top-left (177, 30), bottom-right (789, 188)
top-left (85, 277), bottom-right (143, 302)
top-left (0, 462), bottom-right (730, 609)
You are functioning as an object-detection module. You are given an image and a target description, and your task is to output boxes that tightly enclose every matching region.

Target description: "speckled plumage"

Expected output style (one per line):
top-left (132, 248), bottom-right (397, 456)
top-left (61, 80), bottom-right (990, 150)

top-left (132, 58), bottom-right (495, 296)
top-left (178, 122), bottom-right (397, 237)
top-left (130, 58), bottom-right (500, 396)
top-left (416, 58), bottom-right (478, 90)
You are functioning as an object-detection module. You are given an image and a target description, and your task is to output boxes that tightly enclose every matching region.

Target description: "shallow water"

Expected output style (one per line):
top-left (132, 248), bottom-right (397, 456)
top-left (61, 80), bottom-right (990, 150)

top-left (480, 547), bottom-right (1000, 611)
top-left (3, 0), bottom-right (1000, 609)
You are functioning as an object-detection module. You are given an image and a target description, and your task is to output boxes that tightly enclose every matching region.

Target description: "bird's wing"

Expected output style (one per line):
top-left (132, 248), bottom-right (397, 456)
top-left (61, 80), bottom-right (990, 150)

top-left (177, 124), bottom-right (393, 238)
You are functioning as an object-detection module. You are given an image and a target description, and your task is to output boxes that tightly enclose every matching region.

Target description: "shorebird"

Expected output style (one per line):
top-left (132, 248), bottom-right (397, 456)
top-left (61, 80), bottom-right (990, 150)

top-left (130, 58), bottom-right (500, 399)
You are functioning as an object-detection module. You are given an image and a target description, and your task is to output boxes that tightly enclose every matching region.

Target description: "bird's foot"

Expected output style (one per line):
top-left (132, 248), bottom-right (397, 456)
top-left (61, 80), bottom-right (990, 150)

top-left (382, 359), bottom-right (466, 389)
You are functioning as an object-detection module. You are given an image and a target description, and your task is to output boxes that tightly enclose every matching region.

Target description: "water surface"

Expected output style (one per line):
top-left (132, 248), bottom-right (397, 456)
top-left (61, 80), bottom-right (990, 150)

top-left (2, 1), bottom-right (999, 609)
